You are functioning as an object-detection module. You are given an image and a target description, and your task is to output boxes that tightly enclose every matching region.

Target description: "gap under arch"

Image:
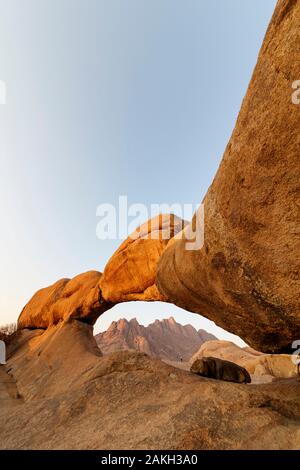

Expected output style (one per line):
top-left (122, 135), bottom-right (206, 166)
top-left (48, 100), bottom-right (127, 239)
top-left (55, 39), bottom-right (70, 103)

top-left (94, 301), bottom-right (247, 348)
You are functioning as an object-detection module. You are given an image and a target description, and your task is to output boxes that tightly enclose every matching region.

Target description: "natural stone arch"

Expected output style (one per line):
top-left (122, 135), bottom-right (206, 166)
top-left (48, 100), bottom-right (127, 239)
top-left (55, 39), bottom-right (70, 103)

top-left (17, 0), bottom-right (300, 354)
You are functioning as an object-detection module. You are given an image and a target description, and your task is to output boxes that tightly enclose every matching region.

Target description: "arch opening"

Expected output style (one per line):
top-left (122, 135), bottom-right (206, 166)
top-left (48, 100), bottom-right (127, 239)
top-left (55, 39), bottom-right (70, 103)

top-left (94, 301), bottom-right (247, 365)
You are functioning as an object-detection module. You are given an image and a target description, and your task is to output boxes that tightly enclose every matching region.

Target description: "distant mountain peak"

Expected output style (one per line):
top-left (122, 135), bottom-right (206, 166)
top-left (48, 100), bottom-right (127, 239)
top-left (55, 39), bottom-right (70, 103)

top-left (168, 316), bottom-right (176, 323)
top-left (95, 317), bottom-right (217, 362)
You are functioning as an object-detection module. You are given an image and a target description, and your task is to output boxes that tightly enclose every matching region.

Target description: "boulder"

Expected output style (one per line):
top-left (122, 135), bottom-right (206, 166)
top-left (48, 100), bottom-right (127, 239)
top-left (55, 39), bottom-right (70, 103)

top-left (157, 0), bottom-right (300, 353)
top-left (17, 271), bottom-right (112, 330)
top-left (191, 356), bottom-right (251, 384)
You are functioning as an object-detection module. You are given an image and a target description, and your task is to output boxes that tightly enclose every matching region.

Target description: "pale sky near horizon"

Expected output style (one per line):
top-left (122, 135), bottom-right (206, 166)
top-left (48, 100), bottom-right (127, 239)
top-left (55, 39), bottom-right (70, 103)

top-left (0, 0), bottom-right (277, 347)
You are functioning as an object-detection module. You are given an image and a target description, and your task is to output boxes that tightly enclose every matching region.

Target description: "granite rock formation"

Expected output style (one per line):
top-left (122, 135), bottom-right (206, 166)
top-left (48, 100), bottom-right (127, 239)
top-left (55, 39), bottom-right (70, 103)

top-left (17, 1), bottom-right (300, 352)
top-left (6, 0), bottom-right (300, 451)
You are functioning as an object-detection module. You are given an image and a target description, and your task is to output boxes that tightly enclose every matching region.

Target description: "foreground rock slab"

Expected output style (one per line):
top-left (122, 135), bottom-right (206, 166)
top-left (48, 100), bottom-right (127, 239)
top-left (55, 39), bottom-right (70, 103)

top-left (1, 321), bottom-right (300, 450)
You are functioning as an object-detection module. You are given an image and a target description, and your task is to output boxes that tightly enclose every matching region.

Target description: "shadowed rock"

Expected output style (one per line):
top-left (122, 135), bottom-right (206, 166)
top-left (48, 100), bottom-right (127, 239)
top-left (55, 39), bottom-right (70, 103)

top-left (157, 0), bottom-right (300, 353)
top-left (191, 357), bottom-right (251, 384)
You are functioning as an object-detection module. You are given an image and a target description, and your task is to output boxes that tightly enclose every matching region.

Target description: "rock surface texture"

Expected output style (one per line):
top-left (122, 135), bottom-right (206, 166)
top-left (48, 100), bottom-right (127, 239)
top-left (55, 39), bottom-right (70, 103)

top-left (2, 321), bottom-right (300, 450)
top-left (95, 317), bottom-right (217, 362)
top-left (157, 0), bottom-right (300, 353)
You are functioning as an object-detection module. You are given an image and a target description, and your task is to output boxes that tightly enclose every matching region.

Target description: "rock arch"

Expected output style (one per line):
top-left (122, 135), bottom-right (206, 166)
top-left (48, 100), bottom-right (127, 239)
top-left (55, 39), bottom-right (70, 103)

top-left (17, 0), bottom-right (300, 354)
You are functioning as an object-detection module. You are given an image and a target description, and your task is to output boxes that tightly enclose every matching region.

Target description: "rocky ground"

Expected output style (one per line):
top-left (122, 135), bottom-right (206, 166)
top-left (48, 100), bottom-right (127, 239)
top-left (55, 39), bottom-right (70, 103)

top-left (1, 321), bottom-right (300, 450)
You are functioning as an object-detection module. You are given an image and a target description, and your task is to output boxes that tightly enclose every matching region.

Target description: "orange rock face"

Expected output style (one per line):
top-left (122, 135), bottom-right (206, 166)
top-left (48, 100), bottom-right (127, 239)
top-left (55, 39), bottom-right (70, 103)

top-left (157, 0), bottom-right (300, 353)
top-left (100, 214), bottom-right (186, 303)
top-left (17, 271), bottom-right (112, 330)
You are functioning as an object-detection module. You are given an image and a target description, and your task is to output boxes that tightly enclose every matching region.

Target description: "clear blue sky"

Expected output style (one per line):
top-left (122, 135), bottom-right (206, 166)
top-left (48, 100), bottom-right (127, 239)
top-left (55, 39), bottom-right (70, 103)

top-left (0, 0), bottom-right (276, 345)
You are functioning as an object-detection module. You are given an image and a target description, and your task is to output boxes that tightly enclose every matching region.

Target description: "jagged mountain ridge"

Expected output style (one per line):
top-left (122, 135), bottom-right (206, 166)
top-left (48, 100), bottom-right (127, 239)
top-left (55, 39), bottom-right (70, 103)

top-left (95, 317), bottom-right (217, 361)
